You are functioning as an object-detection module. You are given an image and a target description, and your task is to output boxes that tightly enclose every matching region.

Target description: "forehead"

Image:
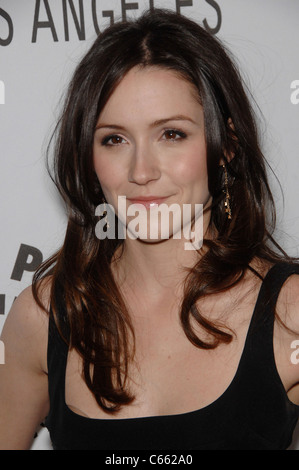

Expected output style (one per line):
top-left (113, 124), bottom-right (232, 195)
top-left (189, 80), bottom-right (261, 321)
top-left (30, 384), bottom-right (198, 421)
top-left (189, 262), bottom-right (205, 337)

top-left (97, 66), bottom-right (202, 123)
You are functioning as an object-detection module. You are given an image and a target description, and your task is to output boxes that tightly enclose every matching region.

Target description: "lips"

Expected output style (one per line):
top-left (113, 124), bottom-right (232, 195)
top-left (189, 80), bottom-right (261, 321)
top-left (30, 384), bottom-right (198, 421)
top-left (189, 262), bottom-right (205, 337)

top-left (127, 196), bottom-right (169, 209)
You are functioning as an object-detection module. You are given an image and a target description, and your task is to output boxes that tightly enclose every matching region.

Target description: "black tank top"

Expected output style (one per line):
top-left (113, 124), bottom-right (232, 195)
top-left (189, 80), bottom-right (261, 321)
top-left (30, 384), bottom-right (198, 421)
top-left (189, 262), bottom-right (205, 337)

top-left (45, 263), bottom-right (299, 450)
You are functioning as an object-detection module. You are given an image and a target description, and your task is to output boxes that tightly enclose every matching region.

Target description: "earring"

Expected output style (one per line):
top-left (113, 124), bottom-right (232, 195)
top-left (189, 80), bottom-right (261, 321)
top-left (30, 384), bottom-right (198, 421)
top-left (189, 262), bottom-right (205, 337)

top-left (222, 164), bottom-right (232, 220)
top-left (102, 198), bottom-right (110, 230)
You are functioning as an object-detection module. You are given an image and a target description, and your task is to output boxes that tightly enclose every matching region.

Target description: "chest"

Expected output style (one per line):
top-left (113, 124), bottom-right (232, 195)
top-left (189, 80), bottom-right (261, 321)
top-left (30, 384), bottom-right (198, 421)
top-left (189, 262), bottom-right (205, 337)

top-left (64, 299), bottom-right (251, 419)
top-left (63, 277), bottom-right (299, 419)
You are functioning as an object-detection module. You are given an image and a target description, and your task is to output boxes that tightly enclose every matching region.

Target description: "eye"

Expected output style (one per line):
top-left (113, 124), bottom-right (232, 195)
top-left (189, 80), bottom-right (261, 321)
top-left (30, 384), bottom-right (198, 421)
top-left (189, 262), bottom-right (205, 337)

top-left (163, 129), bottom-right (187, 141)
top-left (101, 134), bottom-right (126, 146)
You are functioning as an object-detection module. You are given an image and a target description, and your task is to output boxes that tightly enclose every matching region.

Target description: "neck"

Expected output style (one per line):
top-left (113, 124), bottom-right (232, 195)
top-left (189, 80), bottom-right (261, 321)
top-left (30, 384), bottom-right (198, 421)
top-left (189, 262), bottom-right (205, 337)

top-left (109, 197), bottom-right (214, 303)
top-left (112, 212), bottom-right (212, 299)
top-left (121, 239), bottom-right (198, 289)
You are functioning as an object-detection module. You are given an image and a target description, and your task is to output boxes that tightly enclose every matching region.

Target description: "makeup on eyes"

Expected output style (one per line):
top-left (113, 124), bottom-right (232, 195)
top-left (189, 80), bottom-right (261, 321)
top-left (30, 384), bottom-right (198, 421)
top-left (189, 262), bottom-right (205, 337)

top-left (100, 129), bottom-right (188, 147)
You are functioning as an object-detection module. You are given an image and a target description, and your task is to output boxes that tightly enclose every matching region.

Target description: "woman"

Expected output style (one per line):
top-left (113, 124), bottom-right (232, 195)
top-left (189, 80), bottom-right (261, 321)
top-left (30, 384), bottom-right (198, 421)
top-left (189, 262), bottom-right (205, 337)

top-left (0, 9), bottom-right (299, 450)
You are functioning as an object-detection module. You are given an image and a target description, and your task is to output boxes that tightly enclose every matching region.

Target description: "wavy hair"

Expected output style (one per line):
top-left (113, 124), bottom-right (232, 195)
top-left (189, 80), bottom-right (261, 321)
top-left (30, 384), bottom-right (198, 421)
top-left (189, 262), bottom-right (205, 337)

top-left (33, 9), bottom-right (293, 412)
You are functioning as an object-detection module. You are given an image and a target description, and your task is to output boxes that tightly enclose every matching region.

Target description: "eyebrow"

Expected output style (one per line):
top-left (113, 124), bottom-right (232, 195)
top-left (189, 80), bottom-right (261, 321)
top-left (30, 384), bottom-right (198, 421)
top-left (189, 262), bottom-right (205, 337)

top-left (95, 115), bottom-right (197, 131)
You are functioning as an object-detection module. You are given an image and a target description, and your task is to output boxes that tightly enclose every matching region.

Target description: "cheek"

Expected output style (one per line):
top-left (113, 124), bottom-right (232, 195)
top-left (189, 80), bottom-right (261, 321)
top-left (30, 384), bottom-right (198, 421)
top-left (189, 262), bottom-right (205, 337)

top-left (93, 155), bottom-right (123, 196)
top-left (174, 146), bottom-right (208, 186)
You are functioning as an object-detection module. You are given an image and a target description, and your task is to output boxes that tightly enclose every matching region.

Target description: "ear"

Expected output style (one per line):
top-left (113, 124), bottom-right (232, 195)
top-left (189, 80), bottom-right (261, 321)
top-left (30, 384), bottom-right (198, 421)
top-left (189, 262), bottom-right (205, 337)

top-left (220, 118), bottom-right (238, 165)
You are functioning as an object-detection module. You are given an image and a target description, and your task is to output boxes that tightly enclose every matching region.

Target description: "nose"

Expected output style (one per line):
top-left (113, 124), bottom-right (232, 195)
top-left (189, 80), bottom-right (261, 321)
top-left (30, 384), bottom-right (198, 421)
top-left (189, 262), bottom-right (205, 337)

top-left (128, 141), bottom-right (161, 185)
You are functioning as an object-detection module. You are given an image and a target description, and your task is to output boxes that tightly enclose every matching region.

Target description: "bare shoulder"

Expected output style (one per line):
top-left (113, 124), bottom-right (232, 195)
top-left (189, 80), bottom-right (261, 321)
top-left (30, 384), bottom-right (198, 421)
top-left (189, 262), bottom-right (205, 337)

top-left (0, 279), bottom-right (52, 449)
top-left (251, 259), bottom-right (299, 333)
top-left (276, 269), bottom-right (299, 335)
top-left (1, 278), bottom-right (52, 373)
top-left (271, 266), bottom-right (299, 403)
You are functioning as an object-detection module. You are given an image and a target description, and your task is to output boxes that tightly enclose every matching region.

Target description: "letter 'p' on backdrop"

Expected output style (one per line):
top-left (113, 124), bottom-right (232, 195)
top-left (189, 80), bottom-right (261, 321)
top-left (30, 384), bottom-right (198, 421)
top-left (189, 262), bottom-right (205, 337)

top-left (1, 0), bottom-right (299, 450)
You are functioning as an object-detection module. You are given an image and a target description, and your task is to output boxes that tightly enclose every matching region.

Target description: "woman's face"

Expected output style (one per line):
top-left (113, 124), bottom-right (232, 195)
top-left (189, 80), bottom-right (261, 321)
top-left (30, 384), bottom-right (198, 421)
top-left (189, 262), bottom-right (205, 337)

top-left (93, 66), bottom-right (211, 244)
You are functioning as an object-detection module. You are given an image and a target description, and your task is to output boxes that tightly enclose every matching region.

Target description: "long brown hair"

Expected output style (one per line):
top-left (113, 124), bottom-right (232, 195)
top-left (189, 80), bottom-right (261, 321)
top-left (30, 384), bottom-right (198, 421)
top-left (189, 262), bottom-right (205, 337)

top-left (33, 9), bottom-right (294, 412)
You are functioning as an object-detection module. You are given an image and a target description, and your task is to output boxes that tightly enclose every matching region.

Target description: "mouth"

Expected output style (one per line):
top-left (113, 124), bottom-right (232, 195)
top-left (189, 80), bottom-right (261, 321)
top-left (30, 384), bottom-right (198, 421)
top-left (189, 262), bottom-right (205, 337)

top-left (126, 196), bottom-right (169, 210)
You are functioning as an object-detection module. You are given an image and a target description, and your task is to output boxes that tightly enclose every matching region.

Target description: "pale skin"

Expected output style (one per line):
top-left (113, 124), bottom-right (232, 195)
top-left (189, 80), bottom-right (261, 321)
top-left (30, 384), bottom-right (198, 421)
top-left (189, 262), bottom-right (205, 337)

top-left (1, 66), bottom-right (299, 449)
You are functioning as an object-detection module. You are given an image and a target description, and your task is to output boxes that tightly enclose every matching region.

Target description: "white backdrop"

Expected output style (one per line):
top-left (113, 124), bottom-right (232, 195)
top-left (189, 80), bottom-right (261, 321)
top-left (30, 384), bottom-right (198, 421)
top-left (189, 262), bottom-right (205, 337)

top-left (1, 0), bottom-right (299, 450)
